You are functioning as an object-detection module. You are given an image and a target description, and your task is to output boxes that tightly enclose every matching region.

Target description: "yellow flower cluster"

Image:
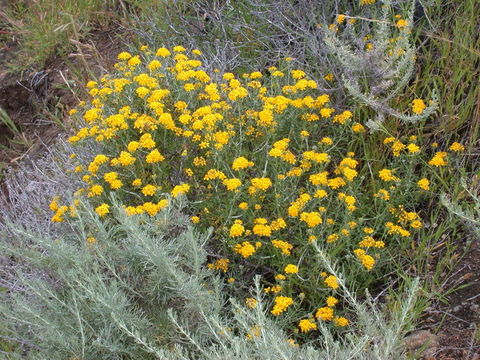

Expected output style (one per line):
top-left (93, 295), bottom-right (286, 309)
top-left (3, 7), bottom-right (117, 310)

top-left (229, 220), bottom-right (245, 237)
top-left (383, 136), bottom-right (421, 156)
top-left (207, 258), bottom-right (230, 272)
top-left (50, 196), bottom-right (70, 222)
top-left (298, 319), bottom-right (317, 333)
top-left (378, 168), bottom-right (399, 182)
top-left (271, 296), bottom-right (294, 315)
top-left (232, 156), bottom-right (254, 170)
top-left (353, 249), bottom-right (375, 270)
top-left (245, 297), bottom-right (258, 309)
top-left (234, 241), bottom-right (256, 258)
top-left (54, 46), bottom-right (461, 339)
top-left (428, 151), bottom-right (448, 167)
top-left (171, 183), bottom-right (190, 198)
top-left (449, 142), bottom-right (465, 152)
top-left (298, 294), bottom-right (346, 332)
top-left (284, 264), bottom-right (299, 274)
top-left (271, 239), bottom-right (293, 255)
top-left (412, 99), bottom-right (426, 115)
top-left (95, 203), bottom-right (110, 217)
top-left (417, 178), bottom-right (430, 190)
top-left (324, 275), bottom-right (339, 289)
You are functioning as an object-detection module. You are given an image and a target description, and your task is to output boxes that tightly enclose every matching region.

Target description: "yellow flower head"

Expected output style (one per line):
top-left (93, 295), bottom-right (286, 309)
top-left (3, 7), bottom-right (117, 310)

top-left (324, 275), bottom-right (339, 289)
top-left (316, 307), bottom-right (334, 321)
top-left (191, 216), bottom-right (200, 223)
top-left (229, 220), bottom-right (245, 237)
top-left (117, 52), bottom-right (132, 60)
top-left (417, 178), bottom-right (430, 190)
top-left (156, 47), bottom-right (171, 57)
top-left (245, 298), bottom-right (258, 309)
top-left (222, 178), bottom-right (242, 191)
top-left (284, 264), bottom-right (299, 274)
top-left (141, 184), bottom-right (157, 196)
top-left (86, 237), bottom-right (96, 244)
top-left (238, 202), bottom-right (249, 210)
top-left (326, 296), bottom-right (339, 307)
top-left (251, 177), bottom-right (272, 191)
top-left (449, 142), bottom-right (465, 152)
top-left (428, 152), bottom-right (448, 167)
top-left (171, 183), bottom-right (190, 198)
top-left (378, 168), bottom-right (398, 182)
top-left (271, 296), bottom-right (294, 315)
top-left (232, 157), bottom-right (254, 171)
top-left (95, 203), bottom-right (110, 217)
top-left (334, 317), bottom-right (349, 326)
top-left (234, 241), bottom-right (256, 258)
top-left (412, 99), bottom-right (426, 115)
top-left (271, 239), bottom-right (293, 255)
top-left (298, 319), bottom-right (317, 333)
top-left (146, 149), bottom-right (165, 163)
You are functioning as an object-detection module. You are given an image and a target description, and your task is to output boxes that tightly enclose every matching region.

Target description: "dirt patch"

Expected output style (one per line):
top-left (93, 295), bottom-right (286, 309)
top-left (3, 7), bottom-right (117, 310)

top-left (421, 236), bottom-right (480, 359)
top-left (0, 28), bottom-right (130, 171)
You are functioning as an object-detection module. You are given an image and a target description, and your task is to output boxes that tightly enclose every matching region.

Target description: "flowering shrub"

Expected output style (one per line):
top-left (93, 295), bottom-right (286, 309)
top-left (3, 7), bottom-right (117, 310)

top-left (54, 43), bottom-right (464, 339)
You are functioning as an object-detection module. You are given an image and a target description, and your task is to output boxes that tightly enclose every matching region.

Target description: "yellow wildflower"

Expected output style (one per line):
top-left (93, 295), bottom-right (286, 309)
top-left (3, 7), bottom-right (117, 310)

top-left (324, 275), bottom-right (339, 289)
top-left (141, 184), bottom-right (157, 196)
top-left (378, 168), bottom-right (399, 181)
top-left (299, 319), bottom-right (317, 333)
top-left (284, 264), bottom-right (299, 274)
top-left (95, 203), bottom-right (110, 217)
top-left (86, 237), bottom-right (96, 244)
top-left (449, 142), bottom-right (465, 152)
top-left (234, 241), bottom-right (256, 258)
top-left (300, 212), bottom-right (322, 227)
top-left (407, 143), bottom-right (420, 154)
top-left (326, 296), bottom-right (339, 307)
top-left (171, 183), bottom-right (190, 198)
top-left (191, 216), bottom-right (200, 223)
top-left (417, 178), bottom-right (430, 190)
top-left (428, 152), bottom-right (448, 166)
top-left (271, 296), bottom-right (294, 315)
top-left (229, 220), bottom-right (245, 237)
top-left (412, 99), bottom-right (426, 115)
top-left (222, 178), bottom-right (242, 191)
top-left (316, 307), bottom-right (334, 321)
top-left (232, 157), bottom-right (254, 170)
top-left (334, 317), bottom-right (349, 326)
top-left (238, 202), bottom-right (249, 210)
top-left (245, 298), bottom-right (258, 309)
top-left (271, 240), bottom-right (293, 255)
top-left (251, 177), bottom-right (272, 191)
top-left (396, 19), bottom-right (408, 28)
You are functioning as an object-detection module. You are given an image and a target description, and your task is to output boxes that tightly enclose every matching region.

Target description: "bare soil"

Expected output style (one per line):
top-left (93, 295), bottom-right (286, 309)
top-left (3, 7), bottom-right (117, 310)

top-left (419, 236), bottom-right (480, 359)
top-left (0, 28), bottom-right (129, 167)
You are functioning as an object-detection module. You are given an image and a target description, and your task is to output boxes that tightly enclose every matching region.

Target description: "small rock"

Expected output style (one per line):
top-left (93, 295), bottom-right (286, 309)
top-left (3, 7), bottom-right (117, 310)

top-left (405, 330), bottom-right (439, 358)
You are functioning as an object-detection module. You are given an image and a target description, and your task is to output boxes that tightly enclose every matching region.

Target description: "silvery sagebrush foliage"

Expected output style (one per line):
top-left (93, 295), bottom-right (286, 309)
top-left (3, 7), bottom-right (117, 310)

top-left (441, 177), bottom-right (480, 240)
top-left (0, 137), bottom-right (97, 238)
top-left (323, 0), bottom-right (438, 128)
top-left (1, 195), bottom-right (422, 359)
top-left (1, 196), bottom-right (223, 359)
